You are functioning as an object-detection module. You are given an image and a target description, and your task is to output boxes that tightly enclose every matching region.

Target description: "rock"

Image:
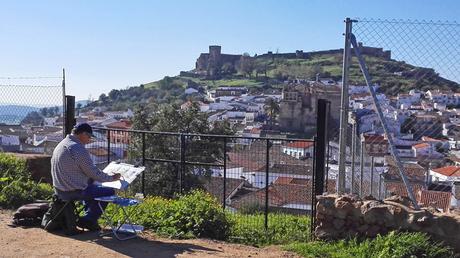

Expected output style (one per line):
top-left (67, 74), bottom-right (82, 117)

top-left (315, 225), bottom-right (339, 240)
top-left (357, 224), bottom-right (369, 233)
top-left (366, 225), bottom-right (381, 237)
top-left (384, 195), bottom-right (412, 207)
top-left (363, 195), bottom-right (376, 201)
top-left (332, 218), bottom-right (345, 230)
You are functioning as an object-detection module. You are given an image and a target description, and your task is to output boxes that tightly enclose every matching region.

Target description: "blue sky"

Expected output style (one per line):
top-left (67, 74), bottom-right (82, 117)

top-left (0, 0), bottom-right (459, 101)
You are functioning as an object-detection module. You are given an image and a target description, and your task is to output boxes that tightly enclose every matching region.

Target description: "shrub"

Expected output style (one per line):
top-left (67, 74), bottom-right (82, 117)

top-left (0, 178), bottom-right (53, 208)
top-left (284, 231), bottom-right (455, 258)
top-left (229, 213), bottom-right (311, 247)
top-left (0, 153), bottom-right (28, 179)
top-left (104, 190), bottom-right (232, 240)
top-left (0, 153), bottom-right (54, 209)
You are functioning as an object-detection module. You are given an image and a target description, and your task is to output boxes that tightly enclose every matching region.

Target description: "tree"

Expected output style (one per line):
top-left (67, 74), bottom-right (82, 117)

top-left (21, 111), bottom-right (44, 126)
top-left (76, 103), bottom-right (82, 116)
top-left (221, 62), bottom-right (236, 75)
top-left (264, 98), bottom-right (280, 127)
top-left (108, 89), bottom-right (121, 102)
top-left (238, 53), bottom-right (255, 78)
top-left (130, 102), bottom-right (234, 197)
top-left (98, 93), bottom-right (109, 104)
top-left (40, 107), bottom-right (48, 117)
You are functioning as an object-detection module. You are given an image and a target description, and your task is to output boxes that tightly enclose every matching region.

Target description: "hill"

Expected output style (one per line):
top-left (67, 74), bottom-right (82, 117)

top-left (86, 45), bottom-right (459, 110)
top-left (0, 105), bottom-right (40, 124)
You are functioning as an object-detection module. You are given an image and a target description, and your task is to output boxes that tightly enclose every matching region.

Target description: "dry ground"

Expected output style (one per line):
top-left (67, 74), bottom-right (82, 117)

top-left (0, 210), bottom-right (300, 258)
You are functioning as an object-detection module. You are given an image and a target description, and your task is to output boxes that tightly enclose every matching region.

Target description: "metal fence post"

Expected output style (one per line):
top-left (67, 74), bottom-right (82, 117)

top-left (107, 130), bottom-right (111, 165)
top-left (370, 156), bottom-right (375, 196)
top-left (223, 137), bottom-right (227, 210)
top-left (315, 99), bottom-right (328, 196)
top-left (360, 138), bottom-right (364, 197)
top-left (338, 17), bottom-right (353, 193)
top-left (325, 102), bottom-right (331, 192)
top-left (351, 121), bottom-right (357, 194)
top-left (265, 139), bottom-right (270, 230)
top-left (142, 132), bottom-right (146, 196)
top-left (64, 95), bottom-right (75, 136)
top-left (378, 174), bottom-right (382, 199)
top-left (180, 134), bottom-right (185, 194)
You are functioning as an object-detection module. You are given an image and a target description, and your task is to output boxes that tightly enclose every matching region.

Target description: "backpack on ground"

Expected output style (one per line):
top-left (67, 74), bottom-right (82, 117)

top-left (12, 201), bottom-right (50, 227)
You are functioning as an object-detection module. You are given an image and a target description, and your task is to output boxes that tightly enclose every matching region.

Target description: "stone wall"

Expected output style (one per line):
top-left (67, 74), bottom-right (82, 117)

top-left (315, 194), bottom-right (460, 251)
top-left (9, 153), bottom-right (52, 183)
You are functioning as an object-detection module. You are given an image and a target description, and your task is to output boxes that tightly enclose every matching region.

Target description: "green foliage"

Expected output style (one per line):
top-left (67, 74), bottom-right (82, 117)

top-left (20, 111), bottom-right (44, 126)
top-left (0, 153), bottom-right (28, 179)
top-left (130, 103), bottom-right (234, 197)
top-left (0, 178), bottom-right (53, 208)
top-left (284, 231), bottom-right (456, 258)
top-left (228, 213), bottom-right (311, 247)
top-left (104, 190), bottom-right (232, 240)
top-left (0, 153), bottom-right (54, 209)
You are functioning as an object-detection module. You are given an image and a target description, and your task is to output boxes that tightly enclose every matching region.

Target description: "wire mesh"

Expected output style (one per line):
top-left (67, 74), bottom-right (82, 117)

top-left (0, 77), bottom-right (64, 154)
top-left (340, 18), bottom-right (460, 213)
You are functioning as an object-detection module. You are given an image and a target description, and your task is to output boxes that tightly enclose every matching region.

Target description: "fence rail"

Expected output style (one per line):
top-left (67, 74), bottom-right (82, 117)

top-left (92, 127), bottom-right (317, 231)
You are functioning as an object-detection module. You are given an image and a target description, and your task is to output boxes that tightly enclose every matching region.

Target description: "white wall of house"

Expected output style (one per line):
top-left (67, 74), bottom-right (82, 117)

top-left (282, 146), bottom-right (313, 159)
top-left (281, 204), bottom-right (312, 211)
top-left (429, 170), bottom-right (460, 182)
top-left (222, 169), bottom-right (311, 188)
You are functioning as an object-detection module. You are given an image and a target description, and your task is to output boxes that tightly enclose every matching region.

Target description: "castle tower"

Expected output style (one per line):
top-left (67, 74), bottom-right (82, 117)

top-left (209, 45), bottom-right (222, 59)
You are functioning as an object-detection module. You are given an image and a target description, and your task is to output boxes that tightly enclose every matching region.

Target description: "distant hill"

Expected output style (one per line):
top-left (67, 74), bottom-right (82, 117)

top-left (85, 46), bottom-right (459, 111)
top-left (0, 105), bottom-right (40, 124)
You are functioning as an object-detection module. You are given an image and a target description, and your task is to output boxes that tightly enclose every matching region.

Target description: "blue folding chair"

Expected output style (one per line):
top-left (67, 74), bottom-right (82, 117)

top-left (95, 195), bottom-right (143, 240)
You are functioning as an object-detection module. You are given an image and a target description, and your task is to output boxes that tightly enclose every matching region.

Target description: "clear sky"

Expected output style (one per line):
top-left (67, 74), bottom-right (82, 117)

top-left (0, 0), bottom-right (459, 102)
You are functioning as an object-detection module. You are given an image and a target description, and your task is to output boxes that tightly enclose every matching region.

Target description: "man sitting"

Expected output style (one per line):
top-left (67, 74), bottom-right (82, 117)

top-left (51, 123), bottom-right (121, 231)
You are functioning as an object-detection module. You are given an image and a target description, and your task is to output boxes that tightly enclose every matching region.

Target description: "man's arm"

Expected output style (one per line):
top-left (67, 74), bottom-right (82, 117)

top-left (73, 145), bottom-right (118, 182)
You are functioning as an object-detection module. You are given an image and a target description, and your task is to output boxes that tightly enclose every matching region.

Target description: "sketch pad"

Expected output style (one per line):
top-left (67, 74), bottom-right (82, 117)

top-left (95, 162), bottom-right (145, 190)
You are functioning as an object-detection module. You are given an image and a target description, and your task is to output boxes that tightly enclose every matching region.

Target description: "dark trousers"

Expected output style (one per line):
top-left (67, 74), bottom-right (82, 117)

top-left (55, 183), bottom-right (115, 223)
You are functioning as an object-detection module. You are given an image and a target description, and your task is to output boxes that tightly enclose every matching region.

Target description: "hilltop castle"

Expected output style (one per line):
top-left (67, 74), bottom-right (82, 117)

top-left (194, 44), bottom-right (391, 78)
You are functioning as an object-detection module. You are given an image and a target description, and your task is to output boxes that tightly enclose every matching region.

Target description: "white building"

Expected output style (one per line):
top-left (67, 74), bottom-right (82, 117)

top-left (282, 141), bottom-right (314, 159)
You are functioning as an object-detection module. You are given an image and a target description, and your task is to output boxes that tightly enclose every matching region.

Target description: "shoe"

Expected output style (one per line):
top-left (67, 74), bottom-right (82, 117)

top-left (77, 218), bottom-right (101, 231)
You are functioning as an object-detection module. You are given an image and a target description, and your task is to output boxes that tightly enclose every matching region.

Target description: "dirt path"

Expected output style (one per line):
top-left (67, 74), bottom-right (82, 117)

top-left (0, 211), bottom-right (299, 258)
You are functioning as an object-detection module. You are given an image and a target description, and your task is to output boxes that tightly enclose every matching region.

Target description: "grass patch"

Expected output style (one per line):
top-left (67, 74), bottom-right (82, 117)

top-left (284, 231), bottom-right (456, 258)
top-left (228, 213), bottom-right (310, 247)
top-left (200, 78), bottom-right (263, 88)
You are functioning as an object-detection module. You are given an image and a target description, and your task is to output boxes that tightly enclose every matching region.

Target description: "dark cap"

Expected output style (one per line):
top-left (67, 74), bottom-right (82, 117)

top-left (73, 123), bottom-right (95, 138)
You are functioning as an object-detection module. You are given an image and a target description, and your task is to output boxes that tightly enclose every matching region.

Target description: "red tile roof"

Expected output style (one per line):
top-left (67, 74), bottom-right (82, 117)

top-left (105, 120), bottom-right (132, 129)
top-left (386, 182), bottom-right (425, 198)
top-left (432, 166), bottom-right (460, 177)
top-left (417, 190), bottom-right (451, 212)
top-left (363, 134), bottom-right (387, 144)
top-left (285, 141), bottom-right (314, 149)
top-left (412, 143), bottom-right (430, 149)
top-left (421, 136), bottom-right (445, 142)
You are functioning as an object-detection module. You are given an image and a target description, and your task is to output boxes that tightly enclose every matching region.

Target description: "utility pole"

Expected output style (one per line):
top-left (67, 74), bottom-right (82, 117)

top-left (62, 69), bottom-right (66, 138)
top-left (338, 18), bottom-right (353, 193)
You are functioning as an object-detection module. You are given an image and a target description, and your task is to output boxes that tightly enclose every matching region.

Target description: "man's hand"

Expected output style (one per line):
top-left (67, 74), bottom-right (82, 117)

top-left (111, 173), bottom-right (122, 181)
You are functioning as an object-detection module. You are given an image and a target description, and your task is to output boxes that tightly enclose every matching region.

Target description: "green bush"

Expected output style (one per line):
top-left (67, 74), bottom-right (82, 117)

top-left (0, 153), bottom-right (54, 209)
top-left (0, 178), bottom-right (53, 208)
top-left (0, 153), bottom-right (28, 179)
top-left (284, 231), bottom-right (455, 258)
top-left (104, 190), bottom-right (232, 240)
top-left (228, 213), bottom-right (311, 247)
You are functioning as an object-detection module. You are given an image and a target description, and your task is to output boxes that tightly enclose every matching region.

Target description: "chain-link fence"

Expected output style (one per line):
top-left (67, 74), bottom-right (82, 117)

top-left (335, 18), bottom-right (460, 213)
top-left (0, 77), bottom-right (64, 154)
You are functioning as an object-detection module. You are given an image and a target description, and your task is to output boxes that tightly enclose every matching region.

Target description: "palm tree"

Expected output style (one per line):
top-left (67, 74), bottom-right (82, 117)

top-left (264, 98), bottom-right (280, 127)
